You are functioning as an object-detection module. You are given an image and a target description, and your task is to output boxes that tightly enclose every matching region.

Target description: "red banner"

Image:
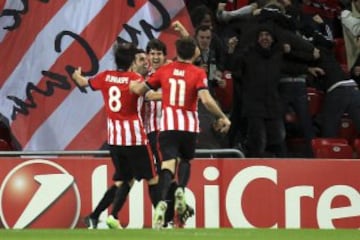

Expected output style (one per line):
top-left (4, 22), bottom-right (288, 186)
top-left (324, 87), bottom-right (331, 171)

top-left (0, 158), bottom-right (359, 229)
top-left (0, 0), bottom-right (192, 151)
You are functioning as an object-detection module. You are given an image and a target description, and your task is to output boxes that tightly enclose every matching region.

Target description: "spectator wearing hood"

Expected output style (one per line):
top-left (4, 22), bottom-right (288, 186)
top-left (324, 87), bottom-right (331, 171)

top-left (225, 24), bottom-right (316, 157)
top-left (220, 1), bottom-right (319, 154)
top-left (227, 25), bottom-right (285, 157)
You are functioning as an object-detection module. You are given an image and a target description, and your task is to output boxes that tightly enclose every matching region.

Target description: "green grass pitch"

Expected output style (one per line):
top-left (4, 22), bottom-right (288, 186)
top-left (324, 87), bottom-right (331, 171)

top-left (0, 228), bottom-right (359, 240)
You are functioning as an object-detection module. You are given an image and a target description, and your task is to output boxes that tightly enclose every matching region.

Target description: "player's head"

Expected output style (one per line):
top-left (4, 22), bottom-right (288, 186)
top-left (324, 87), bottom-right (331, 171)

top-left (113, 42), bottom-right (138, 70)
top-left (130, 49), bottom-right (148, 76)
top-left (146, 39), bottom-right (167, 70)
top-left (176, 36), bottom-right (197, 61)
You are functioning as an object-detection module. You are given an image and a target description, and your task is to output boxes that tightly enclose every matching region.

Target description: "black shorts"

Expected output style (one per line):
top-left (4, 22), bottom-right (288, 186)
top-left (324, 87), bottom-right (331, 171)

top-left (108, 144), bottom-right (157, 182)
top-left (147, 131), bottom-right (161, 172)
top-left (158, 131), bottom-right (197, 162)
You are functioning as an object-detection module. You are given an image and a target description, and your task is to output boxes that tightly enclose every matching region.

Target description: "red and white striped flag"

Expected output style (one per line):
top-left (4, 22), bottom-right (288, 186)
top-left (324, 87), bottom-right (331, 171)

top-left (0, 0), bottom-right (192, 151)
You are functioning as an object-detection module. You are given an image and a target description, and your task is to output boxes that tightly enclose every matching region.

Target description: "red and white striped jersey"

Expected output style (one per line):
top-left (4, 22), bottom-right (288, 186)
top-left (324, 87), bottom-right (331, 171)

top-left (146, 61), bottom-right (208, 132)
top-left (142, 69), bottom-right (162, 134)
top-left (142, 99), bottom-right (162, 134)
top-left (89, 70), bottom-right (148, 146)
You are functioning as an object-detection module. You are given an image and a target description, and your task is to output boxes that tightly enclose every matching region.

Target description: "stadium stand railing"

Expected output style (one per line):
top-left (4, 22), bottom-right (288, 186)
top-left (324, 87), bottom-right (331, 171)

top-left (0, 148), bottom-right (245, 158)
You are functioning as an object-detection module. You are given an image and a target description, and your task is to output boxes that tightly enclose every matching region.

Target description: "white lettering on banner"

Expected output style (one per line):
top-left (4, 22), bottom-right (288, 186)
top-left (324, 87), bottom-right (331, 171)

top-left (90, 164), bottom-right (360, 229)
top-left (204, 167), bottom-right (220, 227)
top-left (285, 185), bottom-right (360, 229)
top-left (128, 182), bottom-right (145, 228)
top-left (91, 165), bottom-right (109, 224)
top-left (317, 185), bottom-right (360, 229)
top-left (285, 186), bottom-right (314, 228)
top-left (225, 166), bottom-right (278, 228)
top-left (91, 166), bottom-right (145, 229)
top-left (90, 165), bottom-right (196, 229)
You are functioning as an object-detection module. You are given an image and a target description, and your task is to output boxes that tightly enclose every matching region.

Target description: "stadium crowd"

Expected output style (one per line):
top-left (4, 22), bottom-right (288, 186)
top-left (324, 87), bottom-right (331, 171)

top-left (184, 0), bottom-right (360, 159)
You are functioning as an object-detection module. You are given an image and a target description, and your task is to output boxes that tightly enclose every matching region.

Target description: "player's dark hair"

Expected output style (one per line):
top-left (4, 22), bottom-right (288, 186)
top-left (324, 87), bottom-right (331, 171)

top-left (135, 48), bottom-right (146, 55)
top-left (146, 39), bottom-right (167, 56)
top-left (176, 37), bottom-right (196, 60)
top-left (113, 42), bottom-right (137, 70)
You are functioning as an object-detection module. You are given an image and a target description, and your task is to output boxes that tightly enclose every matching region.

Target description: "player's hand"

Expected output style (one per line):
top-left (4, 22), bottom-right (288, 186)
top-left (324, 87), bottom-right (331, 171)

top-left (214, 117), bottom-right (231, 134)
top-left (72, 67), bottom-right (82, 80)
top-left (172, 20), bottom-right (182, 31)
top-left (171, 20), bottom-right (189, 37)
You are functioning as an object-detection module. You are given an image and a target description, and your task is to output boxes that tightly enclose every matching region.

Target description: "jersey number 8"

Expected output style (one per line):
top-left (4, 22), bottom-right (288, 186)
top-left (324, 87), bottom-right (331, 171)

top-left (108, 86), bottom-right (122, 112)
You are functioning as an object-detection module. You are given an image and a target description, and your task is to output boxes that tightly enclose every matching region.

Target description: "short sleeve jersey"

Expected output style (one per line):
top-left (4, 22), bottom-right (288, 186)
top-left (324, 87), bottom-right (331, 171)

top-left (146, 61), bottom-right (208, 132)
top-left (89, 70), bottom-right (148, 146)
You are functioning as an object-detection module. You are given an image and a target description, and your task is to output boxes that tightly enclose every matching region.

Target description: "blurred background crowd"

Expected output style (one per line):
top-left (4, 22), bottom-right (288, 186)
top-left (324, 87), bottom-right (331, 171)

top-left (185, 0), bottom-right (360, 159)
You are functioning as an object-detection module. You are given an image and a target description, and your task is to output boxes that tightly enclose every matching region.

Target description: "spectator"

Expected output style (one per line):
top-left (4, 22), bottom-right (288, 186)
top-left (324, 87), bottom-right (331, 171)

top-left (223, 1), bottom-right (319, 157)
top-left (227, 24), bottom-right (286, 157)
top-left (226, 24), bottom-right (317, 157)
top-left (300, 0), bottom-right (343, 38)
top-left (192, 24), bottom-right (229, 149)
top-left (307, 25), bottom-right (360, 139)
top-left (278, 13), bottom-right (325, 158)
top-left (189, 4), bottom-right (226, 71)
top-left (341, 0), bottom-right (360, 70)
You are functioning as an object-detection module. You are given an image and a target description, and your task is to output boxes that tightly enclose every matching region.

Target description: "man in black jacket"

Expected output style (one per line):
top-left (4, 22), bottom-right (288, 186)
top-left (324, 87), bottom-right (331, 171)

top-left (227, 25), bottom-right (287, 157)
top-left (226, 24), bottom-right (320, 157)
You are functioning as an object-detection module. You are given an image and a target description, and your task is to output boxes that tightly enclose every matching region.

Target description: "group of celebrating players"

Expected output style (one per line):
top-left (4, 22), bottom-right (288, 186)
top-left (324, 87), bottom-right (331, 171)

top-left (71, 21), bottom-right (231, 230)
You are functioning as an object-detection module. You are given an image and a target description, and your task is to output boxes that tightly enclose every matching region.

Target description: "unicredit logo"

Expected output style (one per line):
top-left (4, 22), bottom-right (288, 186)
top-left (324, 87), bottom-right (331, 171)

top-left (0, 159), bottom-right (81, 229)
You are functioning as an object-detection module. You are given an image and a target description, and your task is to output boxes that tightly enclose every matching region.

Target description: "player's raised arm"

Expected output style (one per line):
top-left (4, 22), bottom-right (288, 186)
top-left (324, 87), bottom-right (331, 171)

top-left (71, 67), bottom-right (89, 87)
top-left (172, 20), bottom-right (190, 37)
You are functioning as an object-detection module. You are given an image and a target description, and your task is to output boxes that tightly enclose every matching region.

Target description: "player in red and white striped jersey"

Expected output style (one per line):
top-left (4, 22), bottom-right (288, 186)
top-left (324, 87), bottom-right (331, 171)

top-left (72, 43), bottom-right (159, 229)
top-left (145, 39), bottom-right (194, 228)
top-left (90, 69), bottom-right (147, 146)
top-left (131, 36), bottom-right (231, 229)
top-left (143, 39), bottom-right (168, 169)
